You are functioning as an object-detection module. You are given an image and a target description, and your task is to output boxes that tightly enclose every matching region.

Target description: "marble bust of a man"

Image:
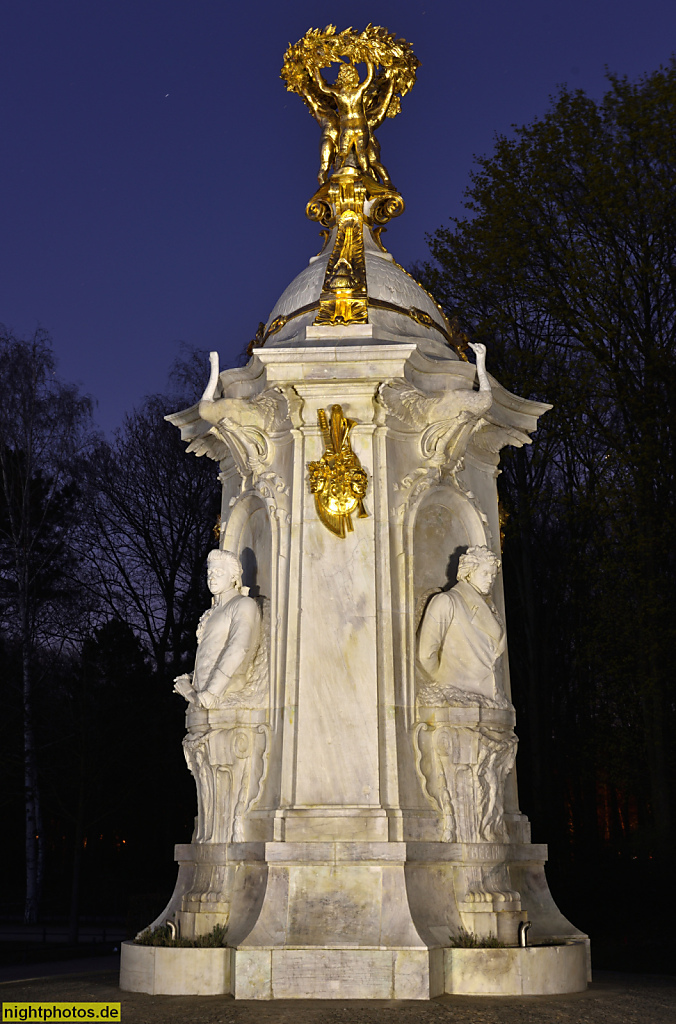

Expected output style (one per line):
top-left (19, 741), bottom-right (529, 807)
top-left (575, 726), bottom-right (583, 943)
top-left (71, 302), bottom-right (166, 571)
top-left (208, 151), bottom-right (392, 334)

top-left (174, 549), bottom-right (261, 709)
top-left (417, 545), bottom-right (507, 706)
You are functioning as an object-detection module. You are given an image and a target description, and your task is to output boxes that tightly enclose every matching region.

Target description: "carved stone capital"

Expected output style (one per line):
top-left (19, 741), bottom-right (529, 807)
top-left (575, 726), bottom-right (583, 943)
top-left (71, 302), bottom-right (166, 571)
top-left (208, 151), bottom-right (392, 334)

top-left (167, 361), bottom-right (305, 489)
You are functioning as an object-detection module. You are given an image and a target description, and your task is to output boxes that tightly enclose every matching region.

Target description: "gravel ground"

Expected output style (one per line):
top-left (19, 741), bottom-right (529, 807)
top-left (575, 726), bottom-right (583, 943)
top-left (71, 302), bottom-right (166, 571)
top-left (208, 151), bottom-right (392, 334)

top-left (1, 968), bottom-right (676, 1024)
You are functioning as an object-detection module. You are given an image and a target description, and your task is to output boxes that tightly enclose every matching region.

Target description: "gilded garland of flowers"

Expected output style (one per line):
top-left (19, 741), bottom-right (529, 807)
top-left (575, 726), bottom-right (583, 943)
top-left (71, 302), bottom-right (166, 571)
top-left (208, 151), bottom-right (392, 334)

top-left (281, 24), bottom-right (419, 100)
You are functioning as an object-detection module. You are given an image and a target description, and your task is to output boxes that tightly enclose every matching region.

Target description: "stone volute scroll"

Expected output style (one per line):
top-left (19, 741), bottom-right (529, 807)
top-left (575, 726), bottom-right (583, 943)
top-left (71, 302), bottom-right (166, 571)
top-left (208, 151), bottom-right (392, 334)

top-left (191, 350), bottom-right (294, 493)
top-left (378, 341), bottom-right (493, 477)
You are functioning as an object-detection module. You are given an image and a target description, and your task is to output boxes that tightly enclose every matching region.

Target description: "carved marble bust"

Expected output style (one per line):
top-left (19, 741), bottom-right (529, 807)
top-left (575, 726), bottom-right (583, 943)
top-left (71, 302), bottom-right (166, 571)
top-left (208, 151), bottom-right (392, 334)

top-left (174, 549), bottom-right (262, 709)
top-left (417, 545), bottom-right (509, 708)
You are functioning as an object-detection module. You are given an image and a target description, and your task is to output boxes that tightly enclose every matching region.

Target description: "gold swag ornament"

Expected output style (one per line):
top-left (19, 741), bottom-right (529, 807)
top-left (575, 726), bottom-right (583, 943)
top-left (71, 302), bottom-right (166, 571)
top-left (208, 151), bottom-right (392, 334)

top-left (308, 405), bottom-right (369, 538)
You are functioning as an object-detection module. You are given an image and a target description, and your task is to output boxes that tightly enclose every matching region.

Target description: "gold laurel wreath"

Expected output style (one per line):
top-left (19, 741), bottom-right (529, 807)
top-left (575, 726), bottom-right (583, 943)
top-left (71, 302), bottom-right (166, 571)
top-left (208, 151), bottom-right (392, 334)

top-left (281, 24), bottom-right (420, 100)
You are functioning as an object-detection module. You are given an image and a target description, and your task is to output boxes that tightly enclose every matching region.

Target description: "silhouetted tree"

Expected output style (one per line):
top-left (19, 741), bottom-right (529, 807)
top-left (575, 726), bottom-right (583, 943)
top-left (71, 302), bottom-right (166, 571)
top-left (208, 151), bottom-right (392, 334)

top-left (416, 61), bottom-right (676, 868)
top-left (79, 351), bottom-right (221, 865)
top-left (0, 327), bottom-right (94, 923)
top-left (85, 351), bottom-right (220, 679)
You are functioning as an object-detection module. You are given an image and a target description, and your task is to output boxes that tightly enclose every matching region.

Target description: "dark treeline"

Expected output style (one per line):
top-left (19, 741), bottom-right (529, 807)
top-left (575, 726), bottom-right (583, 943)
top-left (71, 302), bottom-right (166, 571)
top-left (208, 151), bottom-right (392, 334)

top-left (415, 60), bottom-right (676, 967)
top-left (0, 330), bottom-right (220, 935)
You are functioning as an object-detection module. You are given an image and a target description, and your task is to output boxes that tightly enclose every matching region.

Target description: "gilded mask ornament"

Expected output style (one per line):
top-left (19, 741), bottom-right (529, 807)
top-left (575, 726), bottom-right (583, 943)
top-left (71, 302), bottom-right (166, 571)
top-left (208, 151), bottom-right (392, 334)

top-left (308, 405), bottom-right (369, 538)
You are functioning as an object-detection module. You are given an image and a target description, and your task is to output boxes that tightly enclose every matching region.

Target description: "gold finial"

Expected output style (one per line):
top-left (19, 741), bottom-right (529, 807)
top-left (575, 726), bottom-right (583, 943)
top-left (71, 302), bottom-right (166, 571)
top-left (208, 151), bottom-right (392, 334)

top-left (308, 405), bottom-right (369, 538)
top-left (282, 26), bottom-right (419, 327)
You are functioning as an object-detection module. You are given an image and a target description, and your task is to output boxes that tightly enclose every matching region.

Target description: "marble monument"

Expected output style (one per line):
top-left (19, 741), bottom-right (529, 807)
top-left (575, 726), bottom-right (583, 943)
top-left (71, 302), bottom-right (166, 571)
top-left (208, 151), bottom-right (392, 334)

top-left (120, 24), bottom-right (589, 999)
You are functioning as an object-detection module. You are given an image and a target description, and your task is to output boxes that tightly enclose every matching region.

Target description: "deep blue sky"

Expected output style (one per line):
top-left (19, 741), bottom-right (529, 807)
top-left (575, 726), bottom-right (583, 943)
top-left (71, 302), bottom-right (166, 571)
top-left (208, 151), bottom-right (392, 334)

top-left (2, 0), bottom-right (675, 432)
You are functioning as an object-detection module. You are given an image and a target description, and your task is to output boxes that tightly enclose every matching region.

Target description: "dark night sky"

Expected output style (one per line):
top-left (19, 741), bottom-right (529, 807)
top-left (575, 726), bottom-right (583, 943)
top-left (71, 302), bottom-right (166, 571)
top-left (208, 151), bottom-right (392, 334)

top-left (2, 0), bottom-right (675, 432)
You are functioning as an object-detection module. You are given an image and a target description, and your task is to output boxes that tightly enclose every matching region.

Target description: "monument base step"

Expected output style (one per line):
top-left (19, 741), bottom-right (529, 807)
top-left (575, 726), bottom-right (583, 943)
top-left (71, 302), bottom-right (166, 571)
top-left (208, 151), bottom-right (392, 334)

top-left (120, 940), bottom-right (589, 998)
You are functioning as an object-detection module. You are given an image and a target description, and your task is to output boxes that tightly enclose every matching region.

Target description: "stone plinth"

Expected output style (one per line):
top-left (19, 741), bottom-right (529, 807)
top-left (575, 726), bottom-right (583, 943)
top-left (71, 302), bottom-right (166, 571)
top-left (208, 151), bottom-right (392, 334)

top-left (443, 943), bottom-right (589, 996)
top-left (231, 947), bottom-right (437, 1000)
top-left (120, 942), bottom-right (231, 995)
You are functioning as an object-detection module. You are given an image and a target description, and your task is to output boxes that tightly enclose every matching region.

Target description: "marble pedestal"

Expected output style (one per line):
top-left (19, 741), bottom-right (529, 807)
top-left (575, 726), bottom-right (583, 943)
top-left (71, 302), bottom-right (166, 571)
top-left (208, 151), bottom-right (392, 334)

top-left (120, 836), bottom-right (588, 998)
top-left (120, 324), bottom-right (588, 998)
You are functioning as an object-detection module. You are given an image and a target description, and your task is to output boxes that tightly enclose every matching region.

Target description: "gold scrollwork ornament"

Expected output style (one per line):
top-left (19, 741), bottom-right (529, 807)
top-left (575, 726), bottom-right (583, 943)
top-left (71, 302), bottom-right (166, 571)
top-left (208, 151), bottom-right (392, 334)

top-left (307, 405), bottom-right (369, 538)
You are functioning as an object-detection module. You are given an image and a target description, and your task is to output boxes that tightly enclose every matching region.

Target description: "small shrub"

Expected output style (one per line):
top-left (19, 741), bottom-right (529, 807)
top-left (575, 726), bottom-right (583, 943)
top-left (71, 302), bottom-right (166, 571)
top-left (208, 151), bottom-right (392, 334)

top-left (194, 924), bottom-right (229, 947)
top-left (449, 928), bottom-right (505, 948)
top-left (135, 923), bottom-right (228, 947)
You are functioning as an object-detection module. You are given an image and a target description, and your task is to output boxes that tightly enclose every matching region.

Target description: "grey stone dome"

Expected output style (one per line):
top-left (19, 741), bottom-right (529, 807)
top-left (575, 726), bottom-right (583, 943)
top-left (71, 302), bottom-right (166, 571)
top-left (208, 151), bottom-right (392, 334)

top-left (263, 238), bottom-right (457, 358)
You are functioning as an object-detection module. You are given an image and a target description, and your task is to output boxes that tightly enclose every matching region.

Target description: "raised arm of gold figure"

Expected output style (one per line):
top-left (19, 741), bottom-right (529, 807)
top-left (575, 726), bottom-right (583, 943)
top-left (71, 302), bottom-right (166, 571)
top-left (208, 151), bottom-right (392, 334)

top-left (301, 79), bottom-right (340, 185)
top-left (364, 71), bottom-right (398, 186)
top-left (366, 69), bottom-right (397, 129)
